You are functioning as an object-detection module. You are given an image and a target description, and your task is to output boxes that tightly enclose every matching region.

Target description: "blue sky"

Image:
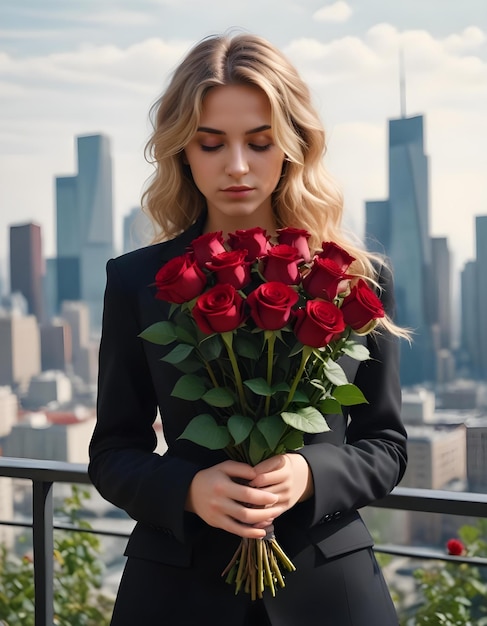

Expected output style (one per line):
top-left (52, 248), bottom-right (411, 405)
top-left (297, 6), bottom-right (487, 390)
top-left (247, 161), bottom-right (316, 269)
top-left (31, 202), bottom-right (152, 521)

top-left (1, 0), bottom-right (486, 281)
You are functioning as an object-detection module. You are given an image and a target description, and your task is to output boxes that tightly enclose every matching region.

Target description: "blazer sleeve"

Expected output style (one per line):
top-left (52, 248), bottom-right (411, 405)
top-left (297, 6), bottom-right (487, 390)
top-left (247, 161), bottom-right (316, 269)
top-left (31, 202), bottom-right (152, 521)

top-left (297, 263), bottom-right (408, 527)
top-left (88, 258), bottom-right (203, 544)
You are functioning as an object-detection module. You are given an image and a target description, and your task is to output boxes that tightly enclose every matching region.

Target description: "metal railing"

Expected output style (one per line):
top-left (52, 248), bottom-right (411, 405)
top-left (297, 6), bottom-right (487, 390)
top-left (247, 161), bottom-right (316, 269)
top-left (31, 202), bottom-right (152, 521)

top-left (1, 456), bottom-right (487, 625)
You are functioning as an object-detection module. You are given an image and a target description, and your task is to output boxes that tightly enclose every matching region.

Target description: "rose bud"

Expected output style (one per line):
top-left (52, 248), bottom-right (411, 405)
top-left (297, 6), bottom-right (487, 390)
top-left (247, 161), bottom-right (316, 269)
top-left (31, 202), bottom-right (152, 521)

top-left (276, 227), bottom-right (312, 263)
top-left (206, 250), bottom-right (251, 290)
top-left (191, 231), bottom-right (226, 267)
top-left (262, 244), bottom-right (303, 285)
top-left (247, 282), bottom-right (299, 330)
top-left (446, 539), bottom-right (466, 556)
top-left (227, 227), bottom-right (270, 261)
top-left (318, 242), bottom-right (355, 272)
top-left (294, 300), bottom-right (346, 348)
top-left (340, 279), bottom-right (385, 334)
top-left (303, 257), bottom-right (350, 300)
top-left (192, 283), bottom-right (247, 334)
top-left (155, 253), bottom-right (206, 304)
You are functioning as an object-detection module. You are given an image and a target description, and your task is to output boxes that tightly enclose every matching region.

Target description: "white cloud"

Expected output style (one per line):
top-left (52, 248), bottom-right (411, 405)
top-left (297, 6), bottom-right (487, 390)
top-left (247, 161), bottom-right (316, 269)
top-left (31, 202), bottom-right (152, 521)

top-left (313, 1), bottom-right (352, 24)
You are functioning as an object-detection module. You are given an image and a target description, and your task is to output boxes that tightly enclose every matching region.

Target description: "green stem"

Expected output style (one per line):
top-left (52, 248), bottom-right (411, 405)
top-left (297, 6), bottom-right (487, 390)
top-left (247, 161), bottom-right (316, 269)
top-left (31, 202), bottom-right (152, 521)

top-left (203, 360), bottom-right (219, 388)
top-left (264, 331), bottom-right (276, 417)
top-left (282, 345), bottom-right (313, 412)
top-left (221, 332), bottom-right (247, 412)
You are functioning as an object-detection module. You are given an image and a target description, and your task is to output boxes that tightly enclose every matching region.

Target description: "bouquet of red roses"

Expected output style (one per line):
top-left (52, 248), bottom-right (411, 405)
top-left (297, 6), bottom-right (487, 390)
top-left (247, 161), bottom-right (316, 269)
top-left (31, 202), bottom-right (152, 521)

top-left (140, 226), bottom-right (384, 600)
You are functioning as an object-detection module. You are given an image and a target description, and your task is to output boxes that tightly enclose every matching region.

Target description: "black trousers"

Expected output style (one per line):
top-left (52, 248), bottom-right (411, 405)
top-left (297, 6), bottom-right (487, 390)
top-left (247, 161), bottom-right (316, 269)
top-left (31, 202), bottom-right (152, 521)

top-left (110, 546), bottom-right (398, 625)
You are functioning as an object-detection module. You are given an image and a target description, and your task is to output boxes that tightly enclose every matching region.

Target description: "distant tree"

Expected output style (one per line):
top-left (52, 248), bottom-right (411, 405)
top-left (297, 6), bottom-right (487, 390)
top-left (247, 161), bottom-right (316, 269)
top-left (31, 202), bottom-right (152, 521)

top-left (0, 485), bottom-right (114, 626)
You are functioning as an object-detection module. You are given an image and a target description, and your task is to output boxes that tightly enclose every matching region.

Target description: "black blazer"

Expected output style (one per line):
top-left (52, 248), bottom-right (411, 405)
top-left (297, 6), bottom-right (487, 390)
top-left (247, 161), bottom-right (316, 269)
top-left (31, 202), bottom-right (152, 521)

top-left (88, 216), bottom-right (407, 623)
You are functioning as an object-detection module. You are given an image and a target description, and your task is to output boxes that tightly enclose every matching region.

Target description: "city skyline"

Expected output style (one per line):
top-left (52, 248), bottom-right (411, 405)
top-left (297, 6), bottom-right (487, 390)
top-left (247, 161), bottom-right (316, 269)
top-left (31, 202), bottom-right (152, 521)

top-left (0, 1), bottom-right (486, 276)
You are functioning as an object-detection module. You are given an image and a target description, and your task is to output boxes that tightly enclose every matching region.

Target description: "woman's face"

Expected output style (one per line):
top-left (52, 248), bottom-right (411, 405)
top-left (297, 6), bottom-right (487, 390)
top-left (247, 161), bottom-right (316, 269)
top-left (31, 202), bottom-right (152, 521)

top-left (184, 84), bottom-right (285, 235)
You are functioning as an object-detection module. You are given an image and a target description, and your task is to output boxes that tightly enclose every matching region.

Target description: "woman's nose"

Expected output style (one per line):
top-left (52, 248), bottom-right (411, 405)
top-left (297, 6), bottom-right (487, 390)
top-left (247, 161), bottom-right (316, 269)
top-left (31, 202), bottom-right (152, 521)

top-left (225, 146), bottom-right (249, 177)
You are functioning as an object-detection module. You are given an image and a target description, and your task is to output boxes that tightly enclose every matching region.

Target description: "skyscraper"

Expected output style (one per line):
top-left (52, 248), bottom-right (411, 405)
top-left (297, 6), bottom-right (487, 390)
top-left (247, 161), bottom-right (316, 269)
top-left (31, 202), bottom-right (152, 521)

top-left (475, 216), bottom-right (487, 378)
top-left (9, 223), bottom-right (45, 322)
top-left (366, 115), bottom-right (436, 385)
top-left (431, 237), bottom-right (452, 350)
top-left (55, 134), bottom-right (114, 330)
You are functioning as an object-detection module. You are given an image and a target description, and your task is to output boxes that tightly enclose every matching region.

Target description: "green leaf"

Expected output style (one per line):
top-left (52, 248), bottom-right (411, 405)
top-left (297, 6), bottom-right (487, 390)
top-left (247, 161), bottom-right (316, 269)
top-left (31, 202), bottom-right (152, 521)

top-left (323, 359), bottom-right (349, 386)
top-left (288, 341), bottom-right (304, 357)
top-left (319, 397), bottom-right (342, 414)
top-left (234, 334), bottom-right (263, 359)
top-left (249, 427), bottom-right (269, 465)
top-left (178, 414), bottom-right (231, 449)
top-left (271, 382), bottom-right (291, 394)
top-left (228, 414), bottom-right (254, 445)
top-left (244, 378), bottom-right (272, 396)
top-left (138, 321), bottom-right (177, 345)
top-left (173, 357), bottom-right (204, 374)
top-left (202, 387), bottom-right (235, 407)
top-left (171, 374), bottom-right (207, 401)
top-left (174, 325), bottom-right (197, 346)
top-left (280, 429), bottom-right (304, 451)
top-left (257, 415), bottom-right (287, 451)
top-left (342, 342), bottom-right (370, 361)
top-left (292, 388), bottom-right (311, 403)
top-left (198, 334), bottom-right (222, 361)
top-left (281, 406), bottom-right (330, 434)
top-left (333, 383), bottom-right (368, 406)
top-left (161, 343), bottom-right (194, 364)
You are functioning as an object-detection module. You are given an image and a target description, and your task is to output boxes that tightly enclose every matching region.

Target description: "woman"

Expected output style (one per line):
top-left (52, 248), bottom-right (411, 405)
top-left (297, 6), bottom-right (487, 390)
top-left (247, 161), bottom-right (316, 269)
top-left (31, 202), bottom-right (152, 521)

top-left (89, 33), bottom-right (408, 625)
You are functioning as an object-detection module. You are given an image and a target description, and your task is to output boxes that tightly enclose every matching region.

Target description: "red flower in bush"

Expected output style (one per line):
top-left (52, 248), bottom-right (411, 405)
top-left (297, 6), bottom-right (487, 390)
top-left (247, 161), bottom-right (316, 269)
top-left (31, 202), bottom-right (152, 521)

top-left (192, 284), bottom-right (246, 335)
top-left (294, 300), bottom-right (346, 348)
top-left (446, 539), bottom-right (466, 556)
top-left (318, 242), bottom-right (355, 272)
top-left (302, 257), bottom-right (349, 300)
top-left (262, 244), bottom-right (303, 285)
top-left (227, 227), bottom-right (270, 261)
top-left (191, 231), bottom-right (226, 267)
top-left (276, 227), bottom-right (312, 263)
top-left (206, 250), bottom-right (251, 290)
top-left (247, 282), bottom-right (299, 330)
top-left (154, 253), bottom-right (206, 304)
top-left (340, 279), bottom-right (385, 333)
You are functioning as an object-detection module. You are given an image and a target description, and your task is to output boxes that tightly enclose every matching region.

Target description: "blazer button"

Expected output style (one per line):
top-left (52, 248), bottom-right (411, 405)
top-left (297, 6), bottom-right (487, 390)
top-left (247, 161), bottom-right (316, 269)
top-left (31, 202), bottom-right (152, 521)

top-left (333, 511), bottom-right (342, 520)
top-left (321, 513), bottom-right (333, 523)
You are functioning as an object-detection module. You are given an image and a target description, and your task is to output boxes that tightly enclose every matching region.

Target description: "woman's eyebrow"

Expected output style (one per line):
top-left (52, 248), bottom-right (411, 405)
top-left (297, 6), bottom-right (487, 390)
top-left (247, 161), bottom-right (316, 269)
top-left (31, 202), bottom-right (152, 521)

top-left (196, 125), bottom-right (272, 135)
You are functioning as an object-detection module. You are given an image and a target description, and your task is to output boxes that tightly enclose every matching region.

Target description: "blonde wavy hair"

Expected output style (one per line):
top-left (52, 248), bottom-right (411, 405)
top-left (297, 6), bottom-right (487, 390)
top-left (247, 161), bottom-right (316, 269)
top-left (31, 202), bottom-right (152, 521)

top-left (142, 33), bottom-right (408, 338)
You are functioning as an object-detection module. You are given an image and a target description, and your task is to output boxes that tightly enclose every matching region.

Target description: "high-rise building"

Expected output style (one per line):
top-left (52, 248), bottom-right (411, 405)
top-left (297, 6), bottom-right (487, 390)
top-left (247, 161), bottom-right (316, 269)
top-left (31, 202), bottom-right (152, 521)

top-left (0, 314), bottom-right (41, 390)
top-left (9, 223), bottom-right (45, 322)
top-left (55, 134), bottom-right (114, 330)
top-left (475, 216), bottom-right (487, 378)
top-left (123, 207), bottom-right (152, 254)
top-left (366, 115), bottom-right (435, 384)
top-left (40, 318), bottom-right (72, 371)
top-left (431, 237), bottom-right (452, 350)
top-left (466, 417), bottom-right (487, 492)
top-left (55, 175), bottom-right (81, 310)
top-left (460, 260), bottom-right (478, 375)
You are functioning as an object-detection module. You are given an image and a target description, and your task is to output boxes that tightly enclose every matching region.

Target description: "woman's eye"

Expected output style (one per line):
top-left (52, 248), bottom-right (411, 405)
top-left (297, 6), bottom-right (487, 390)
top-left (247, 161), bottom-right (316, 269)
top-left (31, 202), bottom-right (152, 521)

top-left (250, 143), bottom-right (271, 152)
top-left (200, 144), bottom-right (222, 152)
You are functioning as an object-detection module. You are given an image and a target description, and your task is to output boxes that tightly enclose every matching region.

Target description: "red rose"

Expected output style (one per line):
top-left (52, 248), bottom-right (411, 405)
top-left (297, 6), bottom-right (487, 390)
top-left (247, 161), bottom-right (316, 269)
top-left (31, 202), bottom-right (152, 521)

top-left (191, 231), bottom-right (226, 267)
top-left (294, 300), bottom-right (346, 348)
top-left (341, 279), bottom-right (385, 333)
top-left (206, 250), bottom-right (251, 290)
top-left (192, 284), bottom-right (246, 334)
top-left (303, 257), bottom-right (349, 300)
top-left (446, 539), bottom-right (465, 556)
top-left (318, 242), bottom-right (355, 272)
top-left (227, 227), bottom-right (270, 261)
top-left (155, 253), bottom-right (207, 304)
top-left (247, 282), bottom-right (299, 330)
top-left (262, 244), bottom-right (302, 285)
top-left (276, 227), bottom-right (312, 263)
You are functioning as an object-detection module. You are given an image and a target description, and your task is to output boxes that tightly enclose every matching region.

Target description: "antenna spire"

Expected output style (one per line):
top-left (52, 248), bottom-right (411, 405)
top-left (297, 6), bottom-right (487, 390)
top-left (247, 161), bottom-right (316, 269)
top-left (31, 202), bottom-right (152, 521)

top-left (399, 48), bottom-right (406, 118)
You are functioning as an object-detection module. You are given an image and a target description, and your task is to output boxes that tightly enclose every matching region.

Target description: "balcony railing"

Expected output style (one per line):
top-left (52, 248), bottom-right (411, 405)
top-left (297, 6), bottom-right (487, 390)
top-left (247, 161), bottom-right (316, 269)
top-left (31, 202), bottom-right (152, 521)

top-left (1, 456), bottom-right (487, 625)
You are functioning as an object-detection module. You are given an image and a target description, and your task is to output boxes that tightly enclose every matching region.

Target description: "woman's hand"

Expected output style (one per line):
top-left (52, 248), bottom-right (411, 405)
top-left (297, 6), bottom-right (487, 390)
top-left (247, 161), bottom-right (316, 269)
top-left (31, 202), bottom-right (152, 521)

top-left (249, 454), bottom-right (314, 517)
top-left (186, 460), bottom-right (282, 538)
